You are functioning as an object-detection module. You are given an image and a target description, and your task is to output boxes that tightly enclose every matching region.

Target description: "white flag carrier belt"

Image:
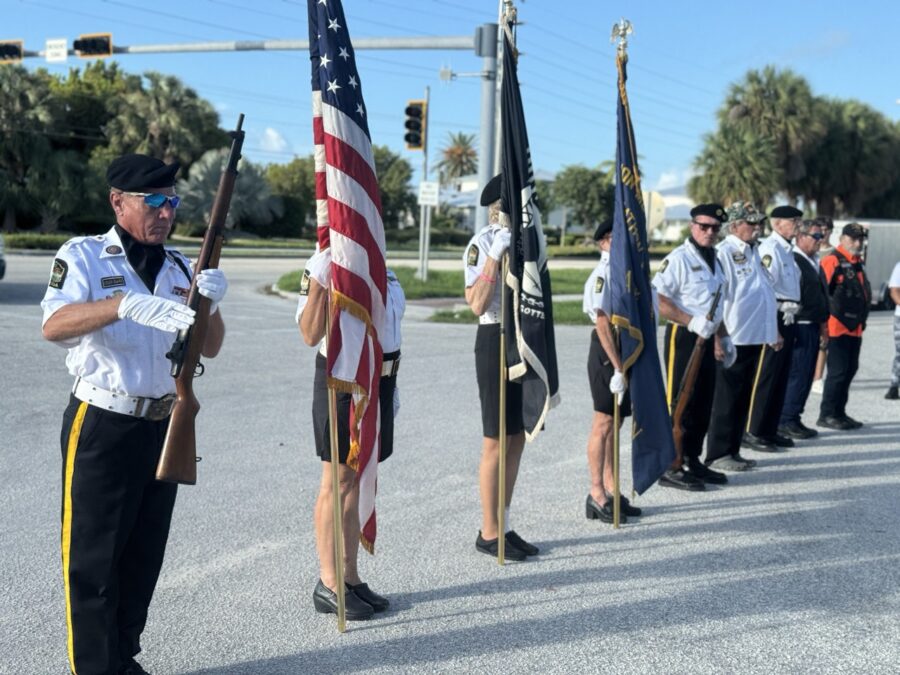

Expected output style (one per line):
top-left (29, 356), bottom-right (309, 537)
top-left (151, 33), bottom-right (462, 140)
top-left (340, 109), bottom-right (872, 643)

top-left (73, 377), bottom-right (176, 421)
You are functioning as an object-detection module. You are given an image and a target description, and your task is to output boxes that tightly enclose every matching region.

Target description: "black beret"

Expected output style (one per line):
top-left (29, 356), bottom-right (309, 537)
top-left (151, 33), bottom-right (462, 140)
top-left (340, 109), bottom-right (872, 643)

top-left (593, 218), bottom-right (613, 241)
top-left (107, 154), bottom-right (180, 191)
top-left (841, 223), bottom-right (867, 239)
top-left (770, 205), bottom-right (803, 219)
top-left (480, 174), bottom-right (502, 206)
top-left (690, 203), bottom-right (727, 222)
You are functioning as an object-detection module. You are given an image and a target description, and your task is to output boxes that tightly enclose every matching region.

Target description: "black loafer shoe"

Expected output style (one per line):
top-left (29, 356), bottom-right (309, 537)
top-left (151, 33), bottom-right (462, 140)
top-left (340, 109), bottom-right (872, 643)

top-left (773, 433), bottom-right (795, 448)
top-left (506, 530), bottom-right (539, 556)
top-left (585, 494), bottom-right (628, 523)
top-left (687, 460), bottom-right (728, 485)
top-left (732, 453), bottom-right (757, 467)
top-left (817, 416), bottom-right (853, 430)
top-left (119, 659), bottom-right (151, 675)
top-left (779, 422), bottom-right (816, 440)
top-left (741, 432), bottom-right (777, 452)
top-left (841, 415), bottom-right (863, 429)
top-left (797, 422), bottom-right (818, 437)
top-left (886, 386), bottom-right (899, 400)
top-left (313, 579), bottom-right (374, 620)
top-left (615, 494), bottom-right (642, 517)
top-left (476, 531), bottom-right (527, 561)
top-left (347, 582), bottom-right (389, 612)
top-left (658, 468), bottom-right (706, 491)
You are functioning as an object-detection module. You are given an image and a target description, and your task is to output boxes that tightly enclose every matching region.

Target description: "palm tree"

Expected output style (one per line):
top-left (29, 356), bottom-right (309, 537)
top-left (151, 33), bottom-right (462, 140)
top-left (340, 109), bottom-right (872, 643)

top-left (688, 125), bottom-right (782, 208)
top-left (435, 132), bottom-right (478, 185)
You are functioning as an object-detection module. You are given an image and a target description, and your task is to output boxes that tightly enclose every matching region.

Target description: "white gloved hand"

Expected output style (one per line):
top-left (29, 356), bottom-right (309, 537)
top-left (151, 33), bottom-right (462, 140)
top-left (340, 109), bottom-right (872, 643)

top-left (610, 369), bottom-right (627, 399)
top-left (488, 228), bottom-right (511, 261)
top-left (688, 315), bottom-right (716, 339)
top-left (306, 248), bottom-right (332, 288)
top-left (196, 268), bottom-right (228, 314)
top-left (720, 336), bottom-right (737, 369)
top-left (118, 291), bottom-right (195, 333)
top-left (393, 386), bottom-right (400, 418)
top-left (781, 301), bottom-right (799, 325)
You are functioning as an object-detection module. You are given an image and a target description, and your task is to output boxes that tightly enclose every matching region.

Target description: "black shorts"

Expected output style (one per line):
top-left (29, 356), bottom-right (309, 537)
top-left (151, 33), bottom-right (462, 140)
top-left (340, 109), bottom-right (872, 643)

top-left (475, 324), bottom-right (524, 438)
top-left (312, 352), bottom-right (397, 463)
top-left (587, 330), bottom-right (632, 416)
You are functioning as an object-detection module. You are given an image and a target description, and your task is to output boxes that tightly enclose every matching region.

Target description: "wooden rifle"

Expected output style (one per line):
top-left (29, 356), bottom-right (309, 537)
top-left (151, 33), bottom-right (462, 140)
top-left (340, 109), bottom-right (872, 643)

top-left (670, 285), bottom-right (722, 469)
top-left (156, 114), bottom-right (245, 484)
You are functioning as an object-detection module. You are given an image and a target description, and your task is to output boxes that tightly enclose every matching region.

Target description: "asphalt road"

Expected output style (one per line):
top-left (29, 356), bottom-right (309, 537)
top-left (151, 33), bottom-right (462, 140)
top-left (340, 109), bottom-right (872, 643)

top-left (2, 252), bottom-right (899, 674)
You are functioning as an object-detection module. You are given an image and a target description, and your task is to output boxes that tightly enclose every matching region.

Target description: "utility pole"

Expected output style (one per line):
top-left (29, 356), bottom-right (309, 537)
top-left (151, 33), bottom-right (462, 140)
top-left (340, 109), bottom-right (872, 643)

top-left (416, 86), bottom-right (432, 281)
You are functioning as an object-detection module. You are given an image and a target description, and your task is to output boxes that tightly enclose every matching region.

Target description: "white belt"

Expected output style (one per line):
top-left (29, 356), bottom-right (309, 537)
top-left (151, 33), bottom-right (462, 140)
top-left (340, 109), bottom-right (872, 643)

top-left (382, 356), bottom-right (400, 377)
top-left (479, 310), bottom-right (500, 324)
top-left (73, 377), bottom-right (176, 421)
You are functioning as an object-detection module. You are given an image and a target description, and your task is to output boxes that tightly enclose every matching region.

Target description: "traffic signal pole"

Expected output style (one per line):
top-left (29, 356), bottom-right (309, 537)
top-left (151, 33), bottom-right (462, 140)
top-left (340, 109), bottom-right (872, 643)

top-left (416, 86), bottom-right (432, 281)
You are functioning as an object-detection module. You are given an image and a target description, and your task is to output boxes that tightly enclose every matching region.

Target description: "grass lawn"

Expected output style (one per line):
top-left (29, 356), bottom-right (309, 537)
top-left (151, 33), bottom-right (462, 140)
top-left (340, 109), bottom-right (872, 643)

top-left (429, 300), bottom-right (591, 325)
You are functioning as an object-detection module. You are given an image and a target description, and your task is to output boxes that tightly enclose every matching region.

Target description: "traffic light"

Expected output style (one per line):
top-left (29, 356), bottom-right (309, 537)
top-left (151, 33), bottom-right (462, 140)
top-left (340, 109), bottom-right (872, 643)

top-left (404, 100), bottom-right (427, 151)
top-left (0, 40), bottom-right (24, 64)
top-left (74, 33), bottom-right (113, 58)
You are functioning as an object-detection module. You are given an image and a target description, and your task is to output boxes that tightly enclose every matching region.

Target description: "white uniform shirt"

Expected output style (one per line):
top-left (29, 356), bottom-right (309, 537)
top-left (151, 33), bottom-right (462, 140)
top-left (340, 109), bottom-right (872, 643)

top-left (889, 262), bottom-right (900, 318)
top-left (716, 234), bottom-right (778, 346)
top-left (582, 251), bottom-right (612, 322)
top-left (295, 265), bottom-right (405, 355)
top-left (759, 232), bottom-right (801, 302)
top-left (652, 238), bottom-right (726, 325)
top-left (463, 224), bottom-right (502, 324)
top-left (40, 226), bottom-right (194, 398)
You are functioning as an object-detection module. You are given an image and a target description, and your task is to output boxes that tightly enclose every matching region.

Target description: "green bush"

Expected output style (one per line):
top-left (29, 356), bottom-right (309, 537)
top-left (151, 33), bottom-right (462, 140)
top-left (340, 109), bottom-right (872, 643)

top-left (5, 233), bottom-right (72, 250)
top-left (384, 228), bottom-right (420, 245)
top-left (174, 221), bottom-right (207, 237)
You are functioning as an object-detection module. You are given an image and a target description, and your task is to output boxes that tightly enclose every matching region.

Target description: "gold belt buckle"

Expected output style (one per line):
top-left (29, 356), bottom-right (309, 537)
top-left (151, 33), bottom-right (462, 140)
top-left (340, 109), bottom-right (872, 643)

top-left (145, 394), bottom-right (176, 421)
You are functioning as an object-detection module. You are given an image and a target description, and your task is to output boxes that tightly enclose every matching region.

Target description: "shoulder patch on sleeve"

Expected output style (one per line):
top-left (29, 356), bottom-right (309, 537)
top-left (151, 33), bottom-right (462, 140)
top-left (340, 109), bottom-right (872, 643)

top-left (594, 276), bottom-right (605, 293)
top-left (467, 244), bottom-right (479, 267)
top-left (762, 254), bottom-right (772, 269)
top-left (299, 269), bottom-right (311, 296)
top-left (659, 258), bottom-right (669, 274)
top-left (49, 258), bottom-right (68, 289)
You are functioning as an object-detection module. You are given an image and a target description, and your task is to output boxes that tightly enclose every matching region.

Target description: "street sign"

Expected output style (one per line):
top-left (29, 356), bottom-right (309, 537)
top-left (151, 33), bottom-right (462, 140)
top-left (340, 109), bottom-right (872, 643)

top-left (418, 181), bottom-right (439, 207)
top-left (45, 38), bottom-right (67, 63)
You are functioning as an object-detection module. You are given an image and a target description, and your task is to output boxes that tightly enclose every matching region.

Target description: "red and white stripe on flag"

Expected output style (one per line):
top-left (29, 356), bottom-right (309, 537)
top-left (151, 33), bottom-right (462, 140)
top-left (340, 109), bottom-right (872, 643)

top-left (313, 90), bottom-right (388, 553)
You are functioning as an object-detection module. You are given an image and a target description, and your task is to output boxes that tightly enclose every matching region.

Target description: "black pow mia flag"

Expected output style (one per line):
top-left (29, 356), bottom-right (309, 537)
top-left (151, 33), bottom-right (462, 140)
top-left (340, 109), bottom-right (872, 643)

top-left (498, 30), bottom-right (560, 441)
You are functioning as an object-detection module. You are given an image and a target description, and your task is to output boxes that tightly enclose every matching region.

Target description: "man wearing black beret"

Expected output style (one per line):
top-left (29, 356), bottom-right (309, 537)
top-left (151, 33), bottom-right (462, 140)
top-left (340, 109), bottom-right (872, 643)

top-left (743, 205), bottom-right (803, 452)
top-left (652, 203), bottom-right (730, 489)
top-left (41, 154), bottom-right (228, 674)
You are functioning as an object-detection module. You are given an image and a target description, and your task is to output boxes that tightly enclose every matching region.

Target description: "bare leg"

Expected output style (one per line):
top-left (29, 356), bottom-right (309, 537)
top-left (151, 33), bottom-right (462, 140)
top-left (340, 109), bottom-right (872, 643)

top-left (587, 412), bottom-right (613, 504)
top-left (478, 431), bottom-right (526, 539)
top-left (314, 461), bottom-right (360, 591)
top-left (813, 348), bottom-right (826, 382)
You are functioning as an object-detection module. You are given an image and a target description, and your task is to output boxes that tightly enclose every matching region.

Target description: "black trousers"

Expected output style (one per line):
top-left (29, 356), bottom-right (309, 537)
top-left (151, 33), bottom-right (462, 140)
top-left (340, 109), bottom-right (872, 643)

top-left (663, 323), bottom-right (716, 462)
top-left (747, 313), bottom-right (796, 439)
top-left (780, 323), bottom-right (820, 425)
top-left (60, 395), bottom-right (177, 675)
top-left (820, 334), bottom-right (862, 418)
top-left (706, 345), bottom-right (764, 462)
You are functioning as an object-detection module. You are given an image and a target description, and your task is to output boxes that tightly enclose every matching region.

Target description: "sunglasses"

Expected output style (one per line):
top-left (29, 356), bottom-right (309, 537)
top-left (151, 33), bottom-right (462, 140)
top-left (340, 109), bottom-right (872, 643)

top-left (802, 232), bottom-right (824, 241)
top-left (691, 220), bottom-right (721, 233)
top-left (122, 191), bottom-right (181, 209)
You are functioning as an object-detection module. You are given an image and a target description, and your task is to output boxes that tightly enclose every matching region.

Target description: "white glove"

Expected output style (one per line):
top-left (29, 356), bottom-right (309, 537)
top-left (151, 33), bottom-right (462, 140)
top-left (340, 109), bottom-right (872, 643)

top-left (488, 229), bottom-right (511, 261)
top-left (688, 315), bottom-right (716, 339)
top-left (610, 369), bottom-right (627, 397)
top-left (118, 291), bottom-right (195, 332)
top-left (196, 268), bottom-right (228, 314)
top-left (306, 249), bottom-right (332, 288)
top-left (392, 386), bottom-right (400, 418)
top-left (781, 301), bottom-right (799, 325)
top-left (720, 336), bottom-right (737, 369)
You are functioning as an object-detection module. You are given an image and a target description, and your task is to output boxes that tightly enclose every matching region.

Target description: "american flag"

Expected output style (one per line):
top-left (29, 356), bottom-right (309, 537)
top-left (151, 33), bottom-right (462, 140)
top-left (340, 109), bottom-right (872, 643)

top-left (309, 0), bottom-right (387, 553)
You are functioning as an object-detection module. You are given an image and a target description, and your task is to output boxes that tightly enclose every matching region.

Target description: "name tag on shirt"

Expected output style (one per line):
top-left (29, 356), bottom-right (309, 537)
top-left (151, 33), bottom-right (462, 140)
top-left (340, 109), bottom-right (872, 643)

top-left (101, 275), bottom-right (126, 289)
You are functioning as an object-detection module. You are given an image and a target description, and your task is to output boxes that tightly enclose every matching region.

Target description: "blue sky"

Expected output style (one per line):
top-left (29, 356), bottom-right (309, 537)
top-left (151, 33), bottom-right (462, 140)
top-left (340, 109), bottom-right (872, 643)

top-left (7, 0), bottom-right (900, 192)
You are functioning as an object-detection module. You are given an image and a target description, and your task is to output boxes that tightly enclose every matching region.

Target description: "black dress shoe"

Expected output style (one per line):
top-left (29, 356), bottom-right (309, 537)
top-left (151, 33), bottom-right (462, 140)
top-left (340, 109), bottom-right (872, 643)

top-left (658, 468), bottom-right (705, 491)
top-left (119, 659), bottom-right (151, 675)
top-left (741, 432), bottom-right (777, 452)
top-left (585, 494), bottom-right (628, 523)
top-left (732, 453), bottom-right (757, 467)
top-left (773, 433), bottom-right (795, 448)
top-left (686, 460), bottom-right (728, 485)
top-left (313, 579), bottom-right (374, 620)
top-left (841, 415), bottom-right (863, 429)
top-left (476, 531), bottom-right (527, 561)
top-left (779, 422), bottom-right (816, 440)
top-left (797, 422), bottom-right (818, 437)
top-left (609, 494), bottom-right (642, 517)
top-left (347, 582), bottom-right (389, 612)
top-left (506, 530), bottom-right (539, 556)
top-left (886, 386), bottom-right (899, 400)
top-left (817, 416), bottom-right (853, 430)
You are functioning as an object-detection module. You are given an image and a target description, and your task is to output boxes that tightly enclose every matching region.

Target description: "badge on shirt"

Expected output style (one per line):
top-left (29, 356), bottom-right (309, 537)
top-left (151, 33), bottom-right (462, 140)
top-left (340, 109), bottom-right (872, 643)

top-left (762, 254), bottom-right (773, 269)
top-left (467, 244), bottom-right (479, 267)
top-left (101, 275), bottom-right (126, 289)
top-left (658, 258), bottom-right (669, 274)
top-left (172, 286), bottom-right (189, 299)
top-left (690, 265), bottom-right (701, 272)
top-left (732, 252), bottom-right (747, 264)
top-left (105, 245), bottom-right (123, 255)
top-left (595, 276), bottom-right (605, 293)
top-left (49, 258), bottom-right (68, 289)
top-left (299, 269), bottom-right (311, 296)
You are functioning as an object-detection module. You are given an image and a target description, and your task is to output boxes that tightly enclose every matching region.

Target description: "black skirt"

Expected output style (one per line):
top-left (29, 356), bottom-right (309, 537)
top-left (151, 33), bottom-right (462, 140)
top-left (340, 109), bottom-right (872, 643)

top-left (587, 330), bottom-right (632, 416)
top-left (474, 324), bottom-right (524, 438)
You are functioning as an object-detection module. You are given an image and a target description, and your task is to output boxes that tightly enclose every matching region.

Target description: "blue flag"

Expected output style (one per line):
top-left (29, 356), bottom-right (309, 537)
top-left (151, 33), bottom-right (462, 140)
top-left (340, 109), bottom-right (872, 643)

top-left (609, 54), bottom-right (675, 494)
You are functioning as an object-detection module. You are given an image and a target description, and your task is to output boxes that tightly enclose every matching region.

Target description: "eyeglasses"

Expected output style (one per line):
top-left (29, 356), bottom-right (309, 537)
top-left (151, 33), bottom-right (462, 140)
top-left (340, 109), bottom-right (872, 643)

top-left (801, 232), bottom-right (824, 241)
top-left (122, 191), bottom-right (181, 209)
top-left (691, 220), bottom-right (721, 233)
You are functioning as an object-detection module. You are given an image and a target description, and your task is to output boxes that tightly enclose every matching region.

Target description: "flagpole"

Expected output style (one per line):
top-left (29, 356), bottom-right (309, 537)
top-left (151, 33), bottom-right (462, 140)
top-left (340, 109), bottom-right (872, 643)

top-left (325, 299), bottom-right (347, 632)
top-left (497, 252), bottom-right (508, 565)
top-left (612, 329), bottom-right (621, 529)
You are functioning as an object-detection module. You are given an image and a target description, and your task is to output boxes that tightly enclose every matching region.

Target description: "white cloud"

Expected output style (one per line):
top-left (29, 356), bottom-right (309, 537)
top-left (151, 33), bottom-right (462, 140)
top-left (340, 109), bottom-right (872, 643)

top-left (653, 167), bottom-right (696, 192)
top-left (260, 127), bottom-right (289, 153)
